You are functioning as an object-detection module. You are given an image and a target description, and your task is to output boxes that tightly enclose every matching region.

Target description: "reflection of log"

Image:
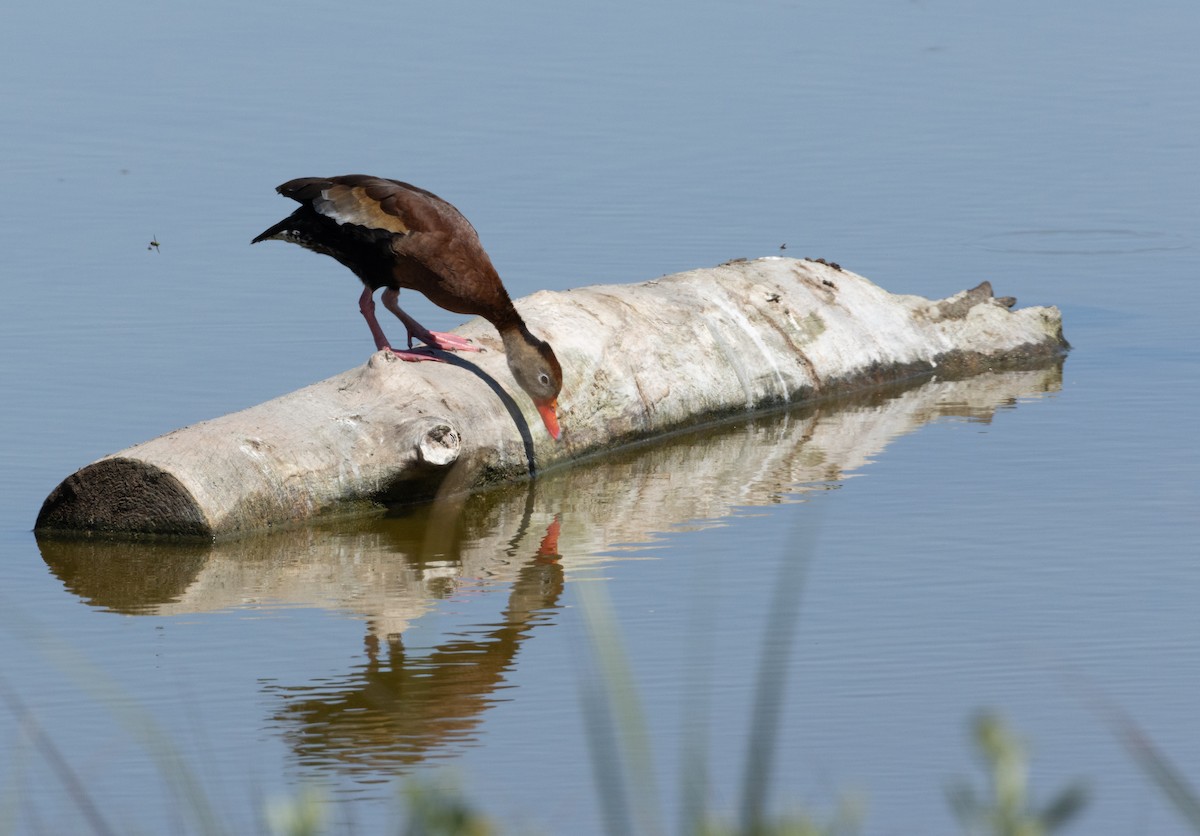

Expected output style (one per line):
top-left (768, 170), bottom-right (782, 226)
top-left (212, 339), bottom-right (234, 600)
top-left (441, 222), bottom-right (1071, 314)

top-left (36, 258), bottom-right (1067, 538)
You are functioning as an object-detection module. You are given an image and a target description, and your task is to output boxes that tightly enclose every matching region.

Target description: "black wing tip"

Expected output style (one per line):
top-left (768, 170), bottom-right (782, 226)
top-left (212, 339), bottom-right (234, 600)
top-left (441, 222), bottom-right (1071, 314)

top-left (276, 174), bottom-right (378, 192)
top-left (276, 177), bottom-right (325, 200)
top-left (251, 216), bottom-right (294, 244)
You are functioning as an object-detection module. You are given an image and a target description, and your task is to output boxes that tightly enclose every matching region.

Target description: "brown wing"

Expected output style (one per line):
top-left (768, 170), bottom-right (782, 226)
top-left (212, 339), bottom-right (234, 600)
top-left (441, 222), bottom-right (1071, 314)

top-left (277, 175), bottom-right (475, 239)
top-left (276, 175), bottom-right (512, 318)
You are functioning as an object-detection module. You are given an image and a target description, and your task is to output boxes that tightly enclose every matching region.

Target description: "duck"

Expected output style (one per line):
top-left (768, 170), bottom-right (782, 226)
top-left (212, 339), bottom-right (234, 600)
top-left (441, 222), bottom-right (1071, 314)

top-left (252, 175), bottom-right (562, 439)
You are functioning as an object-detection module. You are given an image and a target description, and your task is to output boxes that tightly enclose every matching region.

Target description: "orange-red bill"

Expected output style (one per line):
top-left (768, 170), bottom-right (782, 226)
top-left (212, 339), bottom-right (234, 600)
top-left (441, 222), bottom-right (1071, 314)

top-left (537, 400), bottom-right (561, 440)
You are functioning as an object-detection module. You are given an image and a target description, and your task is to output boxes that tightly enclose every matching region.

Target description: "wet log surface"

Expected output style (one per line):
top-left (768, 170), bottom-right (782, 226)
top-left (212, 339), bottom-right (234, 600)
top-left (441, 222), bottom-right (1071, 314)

top-left (36, 257), bottom-right (1067, 538)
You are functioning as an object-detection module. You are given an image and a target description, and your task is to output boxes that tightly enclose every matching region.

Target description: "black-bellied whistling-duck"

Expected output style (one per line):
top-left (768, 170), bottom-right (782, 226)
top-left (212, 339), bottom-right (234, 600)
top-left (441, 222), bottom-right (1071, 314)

top-left (252, 175), bottom-right (562, 439)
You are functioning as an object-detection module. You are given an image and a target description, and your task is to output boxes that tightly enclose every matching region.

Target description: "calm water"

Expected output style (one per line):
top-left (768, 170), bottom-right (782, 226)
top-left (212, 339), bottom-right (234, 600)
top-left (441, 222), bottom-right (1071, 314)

top-left (3, 1), bottom-right (1199, 833)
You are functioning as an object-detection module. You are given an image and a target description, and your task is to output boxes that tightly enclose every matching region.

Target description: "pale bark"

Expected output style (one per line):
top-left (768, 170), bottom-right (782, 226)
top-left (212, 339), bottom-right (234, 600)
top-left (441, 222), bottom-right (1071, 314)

top-left (36, 257), bottom-right (1067, 538)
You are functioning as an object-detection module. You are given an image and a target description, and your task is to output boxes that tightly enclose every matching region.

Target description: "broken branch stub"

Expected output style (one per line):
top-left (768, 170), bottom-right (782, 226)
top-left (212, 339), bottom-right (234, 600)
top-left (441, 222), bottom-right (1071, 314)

top-left (36, 257), bottom-right (1067, 538)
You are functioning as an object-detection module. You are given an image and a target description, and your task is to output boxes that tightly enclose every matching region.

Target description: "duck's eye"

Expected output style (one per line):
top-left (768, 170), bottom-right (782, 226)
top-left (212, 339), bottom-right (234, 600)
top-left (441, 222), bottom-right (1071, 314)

top-left (538, 373), bottom-right (551, 386)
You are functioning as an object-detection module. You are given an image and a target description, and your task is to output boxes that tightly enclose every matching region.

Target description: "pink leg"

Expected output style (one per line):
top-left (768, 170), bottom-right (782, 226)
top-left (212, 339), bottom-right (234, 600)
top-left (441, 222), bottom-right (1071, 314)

top-left (359, 287), bottom-right (444, 363)
top-left (381, 288), bottom-right (480, 353)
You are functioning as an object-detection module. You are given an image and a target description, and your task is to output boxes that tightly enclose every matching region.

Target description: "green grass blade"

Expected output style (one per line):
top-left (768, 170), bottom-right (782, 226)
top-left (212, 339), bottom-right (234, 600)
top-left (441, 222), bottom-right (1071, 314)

top-left (2, 607), bottom-right (230, 836)
top-left (1067, 671), bottom-right (1200, 832)
top-left (577, 581), bottom-right (664, 836)
top-left (0, 679), bottom-right (119, 836)
top-left (1113, 711), bottom-right (1200, 831)
top-left (738, 512), bottom-right (819, 833)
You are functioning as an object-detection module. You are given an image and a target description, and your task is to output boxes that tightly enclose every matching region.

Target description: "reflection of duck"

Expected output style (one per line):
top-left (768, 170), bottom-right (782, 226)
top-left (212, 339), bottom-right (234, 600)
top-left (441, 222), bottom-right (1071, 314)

top-left (253, 175), bottom-right (562, 439)
top-left (269, 516), bottom-right (563, 775)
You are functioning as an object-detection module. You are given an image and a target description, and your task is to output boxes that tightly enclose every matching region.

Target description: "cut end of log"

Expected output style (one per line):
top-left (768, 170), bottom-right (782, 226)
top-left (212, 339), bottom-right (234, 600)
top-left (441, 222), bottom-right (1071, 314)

top-left (36, 458), bottom-right (212, 538)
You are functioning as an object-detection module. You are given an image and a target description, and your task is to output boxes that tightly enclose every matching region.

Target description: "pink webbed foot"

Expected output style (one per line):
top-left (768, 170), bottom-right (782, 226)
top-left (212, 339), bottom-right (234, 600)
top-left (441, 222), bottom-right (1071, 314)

top-left (381, 346), bottom-right (447, 363)
top-left (410, 331), bottom-right (482, 353)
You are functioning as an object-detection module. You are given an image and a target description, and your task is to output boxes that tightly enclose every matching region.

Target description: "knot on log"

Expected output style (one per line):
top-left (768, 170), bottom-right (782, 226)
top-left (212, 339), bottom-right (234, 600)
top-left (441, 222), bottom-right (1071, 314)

top-left (416, 423), bottom-right (460, 467)
top-left (367, 351), bottom-right (395, 370)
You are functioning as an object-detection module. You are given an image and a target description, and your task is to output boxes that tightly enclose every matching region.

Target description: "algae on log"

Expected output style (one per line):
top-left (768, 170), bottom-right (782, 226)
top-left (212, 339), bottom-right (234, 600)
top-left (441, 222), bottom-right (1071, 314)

top-left (36, 257), bottom-right (1067, 538)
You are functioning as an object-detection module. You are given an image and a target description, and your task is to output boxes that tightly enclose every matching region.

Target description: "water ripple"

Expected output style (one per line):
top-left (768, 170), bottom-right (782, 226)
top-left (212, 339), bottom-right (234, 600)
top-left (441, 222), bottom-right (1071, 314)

top-left (974, 228), bottom-right (1190, 256)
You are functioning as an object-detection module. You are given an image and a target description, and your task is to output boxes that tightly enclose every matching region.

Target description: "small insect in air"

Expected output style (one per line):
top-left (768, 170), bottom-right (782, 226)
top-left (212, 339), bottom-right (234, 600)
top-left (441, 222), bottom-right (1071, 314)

top-left (148, 235), bottom-right (160, 253)
top-left (779, 242), bottom-right (788, 252)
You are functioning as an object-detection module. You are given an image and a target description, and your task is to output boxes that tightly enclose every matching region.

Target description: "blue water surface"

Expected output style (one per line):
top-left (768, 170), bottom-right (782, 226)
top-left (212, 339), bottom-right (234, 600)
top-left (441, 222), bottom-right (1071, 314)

top-left (2, 1), bottom-right (1198, 833)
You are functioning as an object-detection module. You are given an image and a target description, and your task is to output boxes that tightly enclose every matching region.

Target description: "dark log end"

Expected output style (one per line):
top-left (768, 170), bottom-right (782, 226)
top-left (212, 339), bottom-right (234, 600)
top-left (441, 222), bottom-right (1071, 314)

top-left (35, 458), bottom-right (212, 538)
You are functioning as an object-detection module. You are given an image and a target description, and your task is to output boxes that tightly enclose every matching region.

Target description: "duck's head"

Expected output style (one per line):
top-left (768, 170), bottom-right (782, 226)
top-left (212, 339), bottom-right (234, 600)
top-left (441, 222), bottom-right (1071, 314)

top-left (502, 327), bottom-right (563, 440)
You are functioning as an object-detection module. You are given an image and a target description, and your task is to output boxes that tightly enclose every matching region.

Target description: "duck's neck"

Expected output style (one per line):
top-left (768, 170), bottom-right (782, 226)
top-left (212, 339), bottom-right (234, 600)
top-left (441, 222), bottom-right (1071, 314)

top-left (497, 318), bottom-right (535, 356)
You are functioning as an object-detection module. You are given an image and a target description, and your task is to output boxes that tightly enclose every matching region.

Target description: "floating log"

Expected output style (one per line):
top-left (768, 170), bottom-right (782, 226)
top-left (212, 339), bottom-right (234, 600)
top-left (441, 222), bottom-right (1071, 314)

top-left (35, 257), bottom-right (1067, 538)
